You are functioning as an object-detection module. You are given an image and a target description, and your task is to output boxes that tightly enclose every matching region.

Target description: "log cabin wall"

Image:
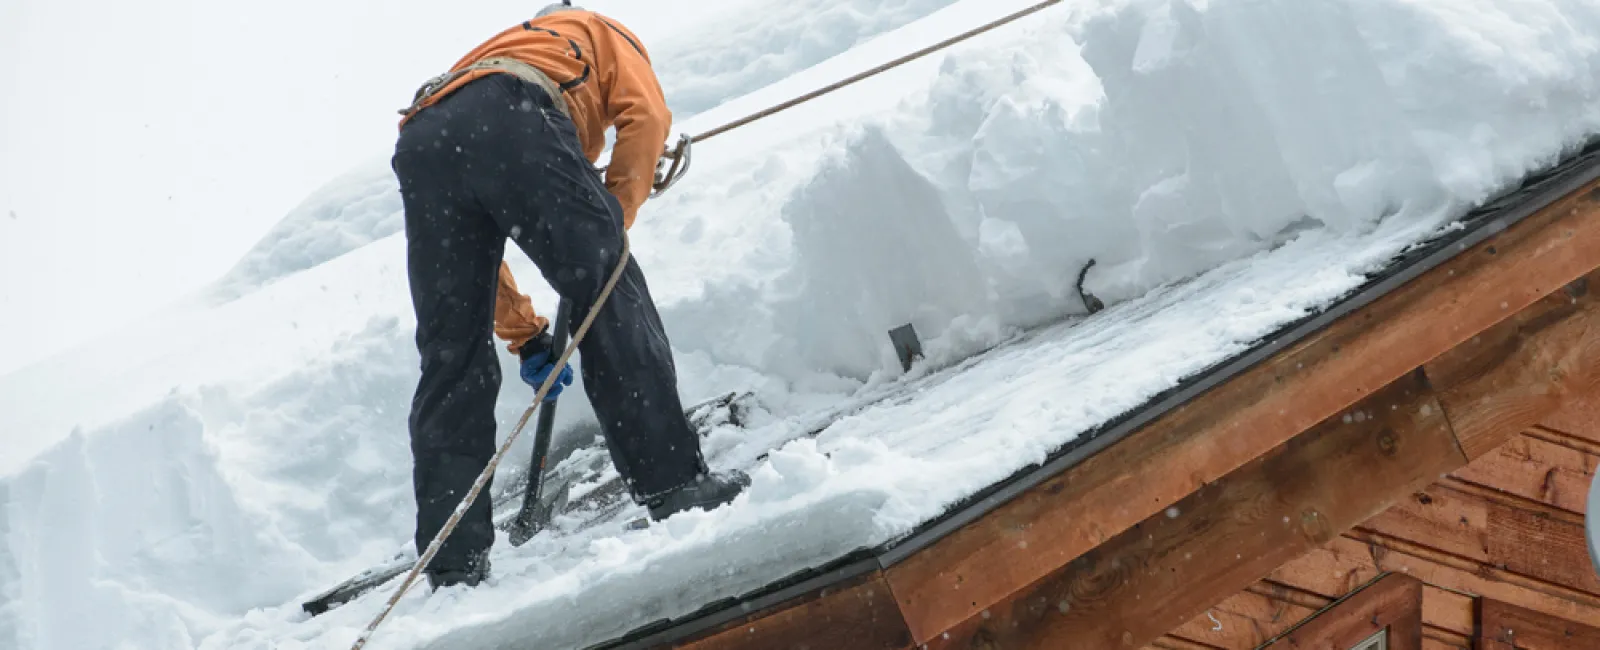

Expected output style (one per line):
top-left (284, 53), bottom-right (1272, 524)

top-left (1149, 396), bottom-right (1600, 650)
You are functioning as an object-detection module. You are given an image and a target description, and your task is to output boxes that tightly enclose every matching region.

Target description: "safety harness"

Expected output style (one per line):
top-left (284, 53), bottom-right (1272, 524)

top-left (396, 53), bottom-right (691, 196)
top-left (397, 56), bottom-right (572, 120)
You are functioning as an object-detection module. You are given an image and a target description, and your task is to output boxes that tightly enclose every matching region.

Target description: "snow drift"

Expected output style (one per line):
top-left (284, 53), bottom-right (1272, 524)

top-left (5, 0), bottom-right (1600, 648)
top-left (205, 0), bottom-right (966, 303)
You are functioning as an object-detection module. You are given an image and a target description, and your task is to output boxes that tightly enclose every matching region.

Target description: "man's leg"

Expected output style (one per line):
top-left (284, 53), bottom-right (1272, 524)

top-left (461, 75), bottom-right (707, 503)
top-left (392, 91), bottom-right (506, 580)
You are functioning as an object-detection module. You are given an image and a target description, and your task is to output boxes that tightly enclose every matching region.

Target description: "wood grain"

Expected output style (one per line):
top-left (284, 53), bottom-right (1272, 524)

top-left (1263, 573), bottom-right (1423, 650)
top-left (1271, 535), bottom-right (1600, 629)
top-left (1161, 579), bottom-right (1472, 650)
top-left (1526, 426), bottom-right (1600, 457)
top-left (1168, 590), bottom-right (1318, 648)
top-left (1148, 637), bottom-right (1218, 650)
top-left (674, 571), bottom-right (912, 650)
top-left (1542, 387), bottom-right (1600, 444)
top-left (1425, 269), bottom-right (1600, 460)
top-left (1358, 482), bottom-right (1600, 596)
top-left (920, 372), bottom-right (1464, 650)
top-left (1449, 433), bottom-right (1597, 515)
top-left (1478, 598), bottom-right (1600, 649)
top-left (1422, 585), bottom-right (1475, 639)
top-left (1358, 486), bottom-right (1492, 566)
top-left (885, 168), bottom-right (1600, 644)
top-left (1423, 635), bottom-right (1471, 650)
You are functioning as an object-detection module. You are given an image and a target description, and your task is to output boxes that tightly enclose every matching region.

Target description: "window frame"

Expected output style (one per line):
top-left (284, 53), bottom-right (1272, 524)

top-left (1256, 572), bottom-right (1422, 650)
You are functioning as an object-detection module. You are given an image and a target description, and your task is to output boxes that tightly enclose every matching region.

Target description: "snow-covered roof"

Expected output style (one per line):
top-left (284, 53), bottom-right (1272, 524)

top-left (5, 1), bottom-right (1600, 649)
top-left (592, 135), bottom-right (1600, 650)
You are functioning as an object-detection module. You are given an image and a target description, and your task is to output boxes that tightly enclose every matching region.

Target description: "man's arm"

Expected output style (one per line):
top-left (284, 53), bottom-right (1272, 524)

top-left (594, 15), bottom-right (672, 230)
top-left (494, 262), bottom-right (549, 355)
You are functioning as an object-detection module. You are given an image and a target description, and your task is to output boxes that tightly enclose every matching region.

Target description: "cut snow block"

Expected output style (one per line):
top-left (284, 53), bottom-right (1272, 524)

top-left (772, 124), bottom-right (990, 380)
top-left (889, 323), bottom-right (924, 372)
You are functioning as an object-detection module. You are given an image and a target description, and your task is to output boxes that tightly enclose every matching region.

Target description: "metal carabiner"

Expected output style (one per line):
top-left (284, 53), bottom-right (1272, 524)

top-left (650, 133), bottom-right (693, 198)
top-left (398, 71), bottom-right (459, 116)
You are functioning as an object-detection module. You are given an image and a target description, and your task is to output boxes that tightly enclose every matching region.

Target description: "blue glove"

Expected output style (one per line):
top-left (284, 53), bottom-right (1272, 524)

top-left (518, 333), bottom-right (574, 402)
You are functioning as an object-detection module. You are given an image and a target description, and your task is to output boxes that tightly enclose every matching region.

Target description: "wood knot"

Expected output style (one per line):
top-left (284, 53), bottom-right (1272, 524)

top-left (1299, 509), bottom-right (1332, 540)
top-left (1069, 555), bottom-right (1131, 605)
top-left (1566, 277), bottom-right (1590, 299)
top-left (1376, 429), bottom-right (1398, 456)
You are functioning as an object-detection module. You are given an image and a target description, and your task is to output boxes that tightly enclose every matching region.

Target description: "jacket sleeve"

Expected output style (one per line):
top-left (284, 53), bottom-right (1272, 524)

top-left (595, 17), bottom-right (672, 230)
top-left (494, 261), bottom-right (549, 356)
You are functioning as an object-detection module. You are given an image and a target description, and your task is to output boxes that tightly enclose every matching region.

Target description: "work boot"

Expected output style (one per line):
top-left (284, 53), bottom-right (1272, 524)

top-left (426, 553), bottom-right (490, 591)
top-left (646, 470), bottom-right (751, 521)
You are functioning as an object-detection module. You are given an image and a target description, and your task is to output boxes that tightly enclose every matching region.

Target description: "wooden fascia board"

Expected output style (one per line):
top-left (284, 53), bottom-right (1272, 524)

top-left (1426, 267), bottom-right (1600, 460)
top-left (674, 570), bottom-right (914, 650)
top-left (882, 174), bottom-right (1600, 643)
top-left (921, 368), bottom-right (1466, 649)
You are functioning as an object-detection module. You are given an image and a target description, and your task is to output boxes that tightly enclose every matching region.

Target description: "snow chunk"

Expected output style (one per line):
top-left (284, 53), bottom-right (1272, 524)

top-left (1, 398), bottom-right (310, 648)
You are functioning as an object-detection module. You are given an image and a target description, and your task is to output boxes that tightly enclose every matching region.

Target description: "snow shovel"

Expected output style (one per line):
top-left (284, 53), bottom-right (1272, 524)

top-left (507, 297), bottom-right (573, 547)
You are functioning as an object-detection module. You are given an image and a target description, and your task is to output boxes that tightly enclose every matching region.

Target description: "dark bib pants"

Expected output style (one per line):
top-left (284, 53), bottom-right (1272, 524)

top-left (391, 73), bottom-right (706, 573)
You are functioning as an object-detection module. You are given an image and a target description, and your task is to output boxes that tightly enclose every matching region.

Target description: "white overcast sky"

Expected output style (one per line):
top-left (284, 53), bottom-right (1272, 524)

top-left (0, 0), bottom-right (693, 374)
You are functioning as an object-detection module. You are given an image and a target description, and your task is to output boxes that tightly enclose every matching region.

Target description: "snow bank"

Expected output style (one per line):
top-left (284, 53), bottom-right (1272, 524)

top-left (6, 0), bottom-right (1600, 649)
top-left (205, 0), bottom-right (965, 302)
top-left (645, 0), bottom-right (1600, 377)
top-left (662, 124), bottom-right (993, 382)
top-left (207, 162), bottom-right (403, 302)
top-left (650, 0), bottom-right (965, 117)
top-left (884, 0), bottom-right (1599, 315)
top-left (1, 398), bottom-right (309, 648)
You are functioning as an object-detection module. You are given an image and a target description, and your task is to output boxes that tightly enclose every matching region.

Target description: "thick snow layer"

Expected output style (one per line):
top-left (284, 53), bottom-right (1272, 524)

top-left (5, 0), bottom-right (1600, 648)
top-left (206, 0), bottom-right (964, 302)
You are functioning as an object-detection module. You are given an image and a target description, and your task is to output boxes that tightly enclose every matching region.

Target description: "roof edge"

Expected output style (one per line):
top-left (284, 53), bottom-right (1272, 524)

top-left (591, 136), bottom-right (1600, 650)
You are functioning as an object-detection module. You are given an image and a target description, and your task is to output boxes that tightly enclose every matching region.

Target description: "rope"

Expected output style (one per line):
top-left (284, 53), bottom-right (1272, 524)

top-left (353, 2), bottom-right (1066, 645)
top-left (350, 236), bottom-right (634, 650)
top-left (689, 0), bottom-right (1062, 144)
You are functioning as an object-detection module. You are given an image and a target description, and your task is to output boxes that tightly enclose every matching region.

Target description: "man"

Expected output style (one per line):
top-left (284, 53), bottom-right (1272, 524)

top-left (390, 2), bottom-right (749, 590)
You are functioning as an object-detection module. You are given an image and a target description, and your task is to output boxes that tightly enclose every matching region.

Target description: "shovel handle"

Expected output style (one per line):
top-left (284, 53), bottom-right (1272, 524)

top-left (508, 298), bottom-right (573, 546)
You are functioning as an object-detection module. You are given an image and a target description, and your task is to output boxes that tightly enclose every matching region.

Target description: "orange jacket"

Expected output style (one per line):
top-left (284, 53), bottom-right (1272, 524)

top-left (403, 9), bottom-right (671, 355)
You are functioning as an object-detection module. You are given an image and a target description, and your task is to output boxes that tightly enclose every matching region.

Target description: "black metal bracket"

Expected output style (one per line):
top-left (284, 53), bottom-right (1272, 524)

top-left (888, 323), bottom-right (924, 372)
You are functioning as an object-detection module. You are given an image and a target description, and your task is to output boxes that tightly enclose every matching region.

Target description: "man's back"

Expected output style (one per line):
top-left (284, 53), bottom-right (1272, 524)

top-left (405, 7), bottom-right (672, 228)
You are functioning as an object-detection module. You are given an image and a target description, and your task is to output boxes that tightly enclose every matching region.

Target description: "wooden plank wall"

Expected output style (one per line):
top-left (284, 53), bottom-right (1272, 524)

top-left (1479, 599), bottom-right (1600, 648)
top-left (1147, 396), bottom-right (1600, 650)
